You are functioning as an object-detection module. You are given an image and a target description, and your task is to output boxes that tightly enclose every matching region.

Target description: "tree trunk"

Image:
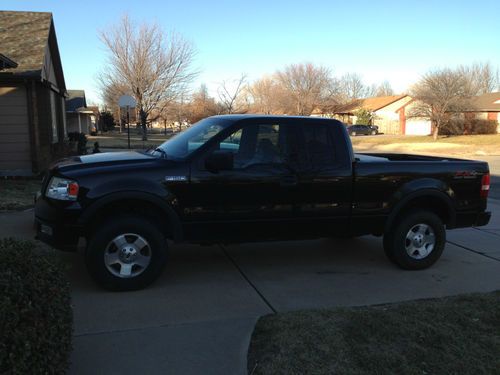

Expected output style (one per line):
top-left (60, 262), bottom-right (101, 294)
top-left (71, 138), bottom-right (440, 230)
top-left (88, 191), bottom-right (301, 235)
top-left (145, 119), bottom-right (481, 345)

top-left (433, 124), bottom-right (439, 140)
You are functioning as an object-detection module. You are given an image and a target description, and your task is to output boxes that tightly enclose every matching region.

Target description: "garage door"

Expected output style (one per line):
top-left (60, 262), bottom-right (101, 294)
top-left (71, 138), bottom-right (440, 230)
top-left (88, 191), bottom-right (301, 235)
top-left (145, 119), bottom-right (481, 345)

top-left (405, 119), bottom-right (431, 135)
top-left (0, 86), bottom-right (31, 173)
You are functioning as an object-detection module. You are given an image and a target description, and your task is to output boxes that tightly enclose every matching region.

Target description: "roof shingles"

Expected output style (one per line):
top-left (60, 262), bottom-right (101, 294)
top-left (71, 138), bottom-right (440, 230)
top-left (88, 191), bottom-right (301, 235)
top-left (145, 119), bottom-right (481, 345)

top-left (0, 11), bottom-right (52, 76)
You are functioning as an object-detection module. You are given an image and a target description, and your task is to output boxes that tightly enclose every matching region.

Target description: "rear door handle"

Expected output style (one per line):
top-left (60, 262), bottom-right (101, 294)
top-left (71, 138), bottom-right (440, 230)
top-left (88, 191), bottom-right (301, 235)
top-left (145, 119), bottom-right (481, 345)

top-left (280, 175), bottom-right (298, 187)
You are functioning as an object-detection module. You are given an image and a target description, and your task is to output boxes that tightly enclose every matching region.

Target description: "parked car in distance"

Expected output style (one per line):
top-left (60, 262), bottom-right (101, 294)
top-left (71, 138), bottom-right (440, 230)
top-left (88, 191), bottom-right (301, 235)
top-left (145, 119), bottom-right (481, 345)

top-left (348, 124), bottom-right (379, 136)
top-left (35, 115), bottom-right (491, 291)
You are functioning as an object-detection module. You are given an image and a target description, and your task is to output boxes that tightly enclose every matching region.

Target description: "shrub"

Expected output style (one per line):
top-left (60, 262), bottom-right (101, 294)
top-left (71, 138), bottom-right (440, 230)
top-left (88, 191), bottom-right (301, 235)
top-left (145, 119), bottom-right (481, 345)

top-left (470, 119), bottom-right (498, 134)
top-left (441, 118), bottom-right (498, 135)
top-left (0, 239), bottom-right (72, 374)
top-left (354, 109), bottom-right (373, 125)
top-left (67, 132), bottom-right (88, 155)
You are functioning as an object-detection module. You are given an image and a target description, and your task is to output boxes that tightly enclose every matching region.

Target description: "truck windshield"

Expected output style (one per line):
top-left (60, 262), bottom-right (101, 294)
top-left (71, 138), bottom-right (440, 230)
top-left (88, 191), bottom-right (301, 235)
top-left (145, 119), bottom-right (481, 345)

top-left (155, 118), bottom-right (233, 160)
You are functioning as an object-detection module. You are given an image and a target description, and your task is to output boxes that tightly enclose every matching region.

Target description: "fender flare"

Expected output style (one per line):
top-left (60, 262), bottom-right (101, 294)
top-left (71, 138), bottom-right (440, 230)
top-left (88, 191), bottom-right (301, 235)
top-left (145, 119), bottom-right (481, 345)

top-left (78, 191), bottom-right (183, 241)
top-left (385, 189), bottom-right (456, 232)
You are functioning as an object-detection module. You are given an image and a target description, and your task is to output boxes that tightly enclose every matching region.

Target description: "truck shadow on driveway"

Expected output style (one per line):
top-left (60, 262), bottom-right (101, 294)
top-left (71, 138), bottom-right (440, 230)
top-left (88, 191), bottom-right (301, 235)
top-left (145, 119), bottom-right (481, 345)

top-left (63, 235), bottom-right (500, 337)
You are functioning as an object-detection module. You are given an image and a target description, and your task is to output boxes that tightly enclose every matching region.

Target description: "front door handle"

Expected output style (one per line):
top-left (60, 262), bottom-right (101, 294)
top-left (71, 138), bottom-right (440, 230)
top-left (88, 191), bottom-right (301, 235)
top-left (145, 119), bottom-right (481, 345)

top-left (280, 175), bottom-right (298, 187)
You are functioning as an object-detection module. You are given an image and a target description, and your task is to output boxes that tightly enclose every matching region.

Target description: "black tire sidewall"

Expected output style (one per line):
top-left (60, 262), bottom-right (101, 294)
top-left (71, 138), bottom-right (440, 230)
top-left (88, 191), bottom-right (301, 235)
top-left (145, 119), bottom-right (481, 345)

top-left (86, 216), bottom-right (167, 291)
top-left (384, 210), bottom-right (446, 270)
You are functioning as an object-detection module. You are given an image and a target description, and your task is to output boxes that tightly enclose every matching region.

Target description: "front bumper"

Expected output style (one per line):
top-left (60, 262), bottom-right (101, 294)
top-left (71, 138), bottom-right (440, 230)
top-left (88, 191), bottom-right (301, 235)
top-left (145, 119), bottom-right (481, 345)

top-left (34, 197), bottom-right (83, 251)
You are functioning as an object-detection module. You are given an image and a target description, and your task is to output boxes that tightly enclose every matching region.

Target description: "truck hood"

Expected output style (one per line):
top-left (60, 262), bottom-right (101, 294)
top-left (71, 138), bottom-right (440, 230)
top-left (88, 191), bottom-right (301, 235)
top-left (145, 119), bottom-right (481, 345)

top-left (52, 151), bottom-right (166, 176)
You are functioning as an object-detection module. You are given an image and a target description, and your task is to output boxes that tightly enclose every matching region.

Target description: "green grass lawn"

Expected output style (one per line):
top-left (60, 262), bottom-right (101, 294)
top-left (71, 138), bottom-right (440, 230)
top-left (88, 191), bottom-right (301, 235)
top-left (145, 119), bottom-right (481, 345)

top-left (0, 179), bottom-right (42, 211)
top-left (248, 292), bottom-right (500, 375)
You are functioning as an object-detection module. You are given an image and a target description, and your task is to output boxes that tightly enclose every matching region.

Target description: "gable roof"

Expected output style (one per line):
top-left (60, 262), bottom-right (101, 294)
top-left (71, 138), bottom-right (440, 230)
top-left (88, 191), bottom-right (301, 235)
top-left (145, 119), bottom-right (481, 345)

top-left (335, 94), bottom-right (409, 114)
top-left (469, 92), bottom-right (500, 112)
top-left (66, 90), bottom-right (87, 112)
top-left (0, 11), bottom-right (66, 93)
top-left (357, 94), bottom-right (408, 111)
top-left (0, 11), bottom-right (52, 76)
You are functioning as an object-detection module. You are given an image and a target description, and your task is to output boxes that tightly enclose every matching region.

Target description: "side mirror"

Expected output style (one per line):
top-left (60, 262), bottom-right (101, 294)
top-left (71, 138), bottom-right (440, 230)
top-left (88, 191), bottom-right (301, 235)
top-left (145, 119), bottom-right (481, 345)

top-left (205, 150), bottom-right (234, 172)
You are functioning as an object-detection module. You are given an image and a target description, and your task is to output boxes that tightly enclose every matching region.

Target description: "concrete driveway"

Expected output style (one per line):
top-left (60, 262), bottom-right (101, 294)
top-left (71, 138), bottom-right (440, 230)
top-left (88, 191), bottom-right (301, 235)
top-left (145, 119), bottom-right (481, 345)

top-left (1, 200), bottom-right (499, 375)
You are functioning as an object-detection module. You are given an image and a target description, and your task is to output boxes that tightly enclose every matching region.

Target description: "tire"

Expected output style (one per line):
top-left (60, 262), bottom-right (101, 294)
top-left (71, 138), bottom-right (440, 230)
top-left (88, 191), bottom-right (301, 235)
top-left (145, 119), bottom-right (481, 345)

top-left (351, 131), bottom-right (356, 136)
top-left (383, 210), bottom-right (446, 270)
top-left (371, 130), bottom-right (377, 135)
top-left (85, 215), bottom-right (168, 291)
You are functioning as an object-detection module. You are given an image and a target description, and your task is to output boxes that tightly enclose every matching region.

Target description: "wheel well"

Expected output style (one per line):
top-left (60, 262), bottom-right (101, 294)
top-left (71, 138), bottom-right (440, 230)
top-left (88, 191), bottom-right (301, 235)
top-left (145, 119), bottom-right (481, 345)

top-left (390, 195), bottom-right (452, 228)
top-left (84, 199), bottom-right (178, 241)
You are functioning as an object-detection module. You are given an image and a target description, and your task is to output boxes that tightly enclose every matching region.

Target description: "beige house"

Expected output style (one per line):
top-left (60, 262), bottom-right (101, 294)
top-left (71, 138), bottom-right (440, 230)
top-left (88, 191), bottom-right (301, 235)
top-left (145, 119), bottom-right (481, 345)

top-left (0, 11), bottom-right (67, 175)
top-left (313, 95), bottom-right (432, 135)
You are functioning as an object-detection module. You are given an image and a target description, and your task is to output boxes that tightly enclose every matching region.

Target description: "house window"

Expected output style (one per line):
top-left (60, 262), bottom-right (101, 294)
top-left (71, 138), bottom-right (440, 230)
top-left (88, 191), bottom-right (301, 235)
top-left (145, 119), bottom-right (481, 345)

top-left (50, 90), bottom-right (58, 143)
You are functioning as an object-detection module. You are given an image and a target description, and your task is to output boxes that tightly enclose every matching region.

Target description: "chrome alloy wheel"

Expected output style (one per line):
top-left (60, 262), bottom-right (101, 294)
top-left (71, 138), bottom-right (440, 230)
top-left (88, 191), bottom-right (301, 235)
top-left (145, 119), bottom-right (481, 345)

top-left (405, 224), bottom-right (436, 259)
top-left (104, 233), bottom-right (151, 278)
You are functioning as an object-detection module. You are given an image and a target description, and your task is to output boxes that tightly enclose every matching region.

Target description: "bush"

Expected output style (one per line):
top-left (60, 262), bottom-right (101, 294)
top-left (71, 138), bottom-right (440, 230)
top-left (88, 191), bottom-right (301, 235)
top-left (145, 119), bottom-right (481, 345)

top-left (470, 119), bottom-right (498, 134)
top-left (67, 132), bottom-right (88, 155)
top-left (354, 109), bottom-right (373, 125)
top-left (442, 119), bottom-right (498, 135)
top-left (0, 239), bottom-right (72, 374)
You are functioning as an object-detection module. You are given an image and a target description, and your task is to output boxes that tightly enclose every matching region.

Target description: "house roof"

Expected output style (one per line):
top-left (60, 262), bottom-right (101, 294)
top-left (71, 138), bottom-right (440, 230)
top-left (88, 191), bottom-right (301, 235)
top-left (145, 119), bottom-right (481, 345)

top-left (0, 11), bottom-right (52, 76)
top-left (469, 92), bottom-right (500, 112)
top-left (335, 94), bottom-right (409, 114)
top-left (66, 90), bottom-right (87, 112)
top-left (0, 53), bottom-right (18, 70)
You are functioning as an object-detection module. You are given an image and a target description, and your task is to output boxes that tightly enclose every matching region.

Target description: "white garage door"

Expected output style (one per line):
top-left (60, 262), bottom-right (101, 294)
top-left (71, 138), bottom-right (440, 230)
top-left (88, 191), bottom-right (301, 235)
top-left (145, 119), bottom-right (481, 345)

top-left (405, 119), bottom-right (431, 135)
top-left (0, 86), bottom-right (32, 173)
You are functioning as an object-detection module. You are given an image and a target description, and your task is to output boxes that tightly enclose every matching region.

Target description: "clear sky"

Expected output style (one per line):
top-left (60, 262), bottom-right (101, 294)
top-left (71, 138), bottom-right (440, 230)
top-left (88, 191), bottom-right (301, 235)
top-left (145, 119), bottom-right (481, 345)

top-left (2, 0), bottom-right (499, 104)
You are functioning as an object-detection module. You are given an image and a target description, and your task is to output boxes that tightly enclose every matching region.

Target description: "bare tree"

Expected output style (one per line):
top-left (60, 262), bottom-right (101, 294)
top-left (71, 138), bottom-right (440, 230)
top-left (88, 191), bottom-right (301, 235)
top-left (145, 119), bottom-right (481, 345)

top-left (459, 62), bottom-right (500, 95)
top-left (217, 74), bottom-right (248, 114)
top-left (187, 84), bottom-right (219, 123)
top-left (99, 15), bottom-right (197, 140)
top-left (248, 76), bottom-right (287, 114)
top-left (338, 73), bottom-right (368, 102)
top-left (410, 68), bottom-right (475, 140)
top-left (374, 80), bottom-right (394, 97)
top-left (276, 63), bottom-right (334, 115)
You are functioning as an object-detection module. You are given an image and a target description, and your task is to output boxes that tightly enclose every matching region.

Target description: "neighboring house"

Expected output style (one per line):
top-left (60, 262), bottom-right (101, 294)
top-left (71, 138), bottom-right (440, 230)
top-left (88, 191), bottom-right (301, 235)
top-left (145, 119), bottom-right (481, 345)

top-left (465, 92), bottom-right (500, 132)
top-left (312, 95), bottom-right (432, 136)
top-left (66, 90), bottom-right (95, 134)
top-left (0, 11), bottom-right (67, 176)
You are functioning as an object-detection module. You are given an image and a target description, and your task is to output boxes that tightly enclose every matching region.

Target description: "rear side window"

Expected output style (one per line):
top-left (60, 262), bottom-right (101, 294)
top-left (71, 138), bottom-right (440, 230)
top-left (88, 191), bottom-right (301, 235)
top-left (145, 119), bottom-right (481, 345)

top-left (293, 123), bottom-right (337, 172)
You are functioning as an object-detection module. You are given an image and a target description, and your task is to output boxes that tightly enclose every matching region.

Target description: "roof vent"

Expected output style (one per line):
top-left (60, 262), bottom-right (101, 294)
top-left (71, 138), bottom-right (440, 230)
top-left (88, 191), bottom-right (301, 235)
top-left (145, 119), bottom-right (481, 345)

top-left (0, 54), bottom-right (18, 70)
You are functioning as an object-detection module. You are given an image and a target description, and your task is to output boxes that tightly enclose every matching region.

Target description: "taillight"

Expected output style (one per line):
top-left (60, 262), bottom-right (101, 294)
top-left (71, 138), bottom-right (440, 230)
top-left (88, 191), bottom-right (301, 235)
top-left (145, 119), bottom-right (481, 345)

top-left (480, 173), bottom-right (490, 199)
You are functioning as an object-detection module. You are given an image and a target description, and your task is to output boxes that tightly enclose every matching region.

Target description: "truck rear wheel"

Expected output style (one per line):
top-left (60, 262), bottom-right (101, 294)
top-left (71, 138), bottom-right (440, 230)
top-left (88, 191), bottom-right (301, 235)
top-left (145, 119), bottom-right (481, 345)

top-left (85, 216), bottom-right (168, 291)
top-left (383, 210), bottom-right (446, 270)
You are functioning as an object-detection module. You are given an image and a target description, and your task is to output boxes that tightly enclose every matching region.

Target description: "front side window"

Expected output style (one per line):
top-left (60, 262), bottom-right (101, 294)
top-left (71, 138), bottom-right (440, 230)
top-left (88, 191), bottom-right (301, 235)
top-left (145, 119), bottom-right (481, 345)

top-left (156, 117), bottom-right (233, 160)
top-left (216, 123), bottom-right (287, 170)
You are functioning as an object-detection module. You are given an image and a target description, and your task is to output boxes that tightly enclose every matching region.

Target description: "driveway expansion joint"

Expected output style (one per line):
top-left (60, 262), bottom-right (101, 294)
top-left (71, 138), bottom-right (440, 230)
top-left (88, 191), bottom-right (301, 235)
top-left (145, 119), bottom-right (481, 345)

top-left (74, 314), bottom-right (262, 338)
top-left (447, 240), bottom-right (500, 262)
top-left (219, 244), bottom-right (277, 314)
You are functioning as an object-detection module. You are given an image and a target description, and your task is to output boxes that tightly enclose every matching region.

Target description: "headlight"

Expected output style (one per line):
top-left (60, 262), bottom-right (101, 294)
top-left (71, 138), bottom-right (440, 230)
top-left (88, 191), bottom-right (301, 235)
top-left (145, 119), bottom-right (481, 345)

top-left (46, 177), bottom-right (79, 201)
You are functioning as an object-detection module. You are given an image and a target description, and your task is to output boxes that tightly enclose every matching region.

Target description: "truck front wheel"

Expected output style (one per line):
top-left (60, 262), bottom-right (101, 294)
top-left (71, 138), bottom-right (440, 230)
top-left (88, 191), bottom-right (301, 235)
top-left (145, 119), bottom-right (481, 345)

top-left (383, 210), bottom-right (446, 270)
top-left (85, 216), bottom-right (168, 291)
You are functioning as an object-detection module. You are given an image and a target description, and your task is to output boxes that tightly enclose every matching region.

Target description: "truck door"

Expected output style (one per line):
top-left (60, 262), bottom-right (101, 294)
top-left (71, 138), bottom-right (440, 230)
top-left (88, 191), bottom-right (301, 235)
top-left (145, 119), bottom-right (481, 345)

top-left (290, 120), bottom-right (354, 236)
top-left (184, 119), bottom-right (299, 241)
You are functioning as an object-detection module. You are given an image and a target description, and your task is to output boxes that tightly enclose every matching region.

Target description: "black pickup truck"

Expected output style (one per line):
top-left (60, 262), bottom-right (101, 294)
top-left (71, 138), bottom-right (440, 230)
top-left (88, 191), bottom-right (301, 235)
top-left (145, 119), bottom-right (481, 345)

top-left (35, 115), bottom-right (491, 290)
